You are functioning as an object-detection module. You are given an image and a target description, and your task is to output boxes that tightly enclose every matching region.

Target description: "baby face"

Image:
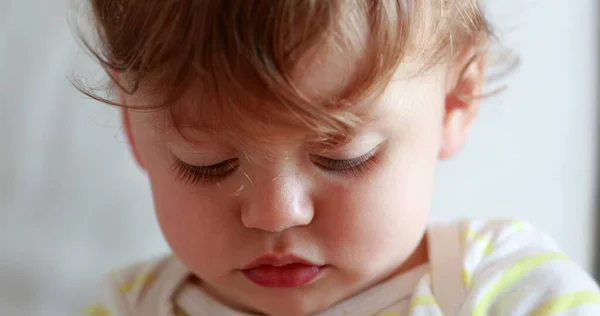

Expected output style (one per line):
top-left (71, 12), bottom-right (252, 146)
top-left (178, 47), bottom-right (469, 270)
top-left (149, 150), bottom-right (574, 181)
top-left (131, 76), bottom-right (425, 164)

top-left (122, 55), bottom-right (458, 315)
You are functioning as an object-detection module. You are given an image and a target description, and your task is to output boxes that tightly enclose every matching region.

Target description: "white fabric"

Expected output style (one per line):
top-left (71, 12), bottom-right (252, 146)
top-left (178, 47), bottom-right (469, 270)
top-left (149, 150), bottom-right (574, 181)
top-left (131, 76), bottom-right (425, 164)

top-left (86, 220), bottom-right (600, 316)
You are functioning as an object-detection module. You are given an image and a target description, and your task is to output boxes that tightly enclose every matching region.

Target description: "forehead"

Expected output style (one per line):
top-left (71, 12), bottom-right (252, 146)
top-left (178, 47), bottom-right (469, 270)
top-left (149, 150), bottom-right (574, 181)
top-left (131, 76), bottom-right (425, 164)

top-left (131, 49), bottom-right (447, 149)
top-left (147, 75), bottom-right (444, 152)
top-left (292, 33), bottom-right (367, 104)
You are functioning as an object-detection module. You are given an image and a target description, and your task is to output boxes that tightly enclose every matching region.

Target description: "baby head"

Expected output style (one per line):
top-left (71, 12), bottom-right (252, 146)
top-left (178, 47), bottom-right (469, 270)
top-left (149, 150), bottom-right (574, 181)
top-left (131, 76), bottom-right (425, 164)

top-left (83, 1), bottom-right (492, 315)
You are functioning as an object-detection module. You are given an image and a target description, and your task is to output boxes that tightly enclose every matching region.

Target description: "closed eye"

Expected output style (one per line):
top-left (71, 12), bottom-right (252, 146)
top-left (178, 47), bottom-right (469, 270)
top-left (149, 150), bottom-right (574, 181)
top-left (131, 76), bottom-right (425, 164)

top-left (173, 158), bottom-right (239, 185)
top-left (311, 148), bottom-right (380, 177)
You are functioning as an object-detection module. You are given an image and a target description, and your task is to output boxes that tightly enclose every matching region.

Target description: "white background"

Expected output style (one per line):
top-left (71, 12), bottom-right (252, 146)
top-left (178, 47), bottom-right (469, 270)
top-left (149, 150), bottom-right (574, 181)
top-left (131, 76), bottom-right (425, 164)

top-left (0, 1), bottom-right (597, 315)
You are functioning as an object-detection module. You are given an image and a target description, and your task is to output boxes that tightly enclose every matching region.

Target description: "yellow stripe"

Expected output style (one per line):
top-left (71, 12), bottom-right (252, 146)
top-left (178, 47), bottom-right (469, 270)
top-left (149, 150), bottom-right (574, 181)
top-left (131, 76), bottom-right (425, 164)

top-left (465, 227), bottom-right (495, 255)
top-left (460, 219), bottom-right (528, 290)
top-left (466, 220), bottom-right (527, 256)
top-left (472, 252), bottom-right (568, 316)
top-left (409, 294), bottom-right (437, 313)
top-left (512, 219), bottom-right (526, 232)
top-left (462, 268), bottom-right (473, 288)
top-left (84, 304), bottom-right (112, 316)
top-left (119, 272), bottom-right (155, 293)
top-left (528, 291), bottom-right (600, 316)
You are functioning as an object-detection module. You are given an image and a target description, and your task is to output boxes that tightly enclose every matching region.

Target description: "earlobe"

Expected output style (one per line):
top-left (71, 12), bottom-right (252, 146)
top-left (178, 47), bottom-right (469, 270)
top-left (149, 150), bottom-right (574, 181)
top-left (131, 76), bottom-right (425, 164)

top-left (439, 109), bottom-right (469, 159)
top-left (440, 50), bottom-right (486, 159)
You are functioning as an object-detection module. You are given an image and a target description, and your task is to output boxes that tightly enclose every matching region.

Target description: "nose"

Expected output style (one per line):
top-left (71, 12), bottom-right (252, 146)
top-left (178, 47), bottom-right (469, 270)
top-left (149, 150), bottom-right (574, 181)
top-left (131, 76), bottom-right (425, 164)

top-left (240, 173), bottom-right (314, 232)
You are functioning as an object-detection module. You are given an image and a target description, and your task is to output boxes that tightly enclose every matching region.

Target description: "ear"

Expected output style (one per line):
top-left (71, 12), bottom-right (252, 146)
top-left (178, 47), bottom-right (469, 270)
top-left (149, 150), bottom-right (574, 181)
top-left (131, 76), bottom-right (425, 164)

top-left (439, 48), bottom-right (487, 159)
top-left (113, 72), bottom-right (146, 170)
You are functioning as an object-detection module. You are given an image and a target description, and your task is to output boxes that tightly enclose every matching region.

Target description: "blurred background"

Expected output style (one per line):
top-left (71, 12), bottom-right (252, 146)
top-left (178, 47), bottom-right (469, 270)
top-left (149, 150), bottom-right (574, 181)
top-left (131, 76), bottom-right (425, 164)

top-left (0, 0), bottom-right (598, 315)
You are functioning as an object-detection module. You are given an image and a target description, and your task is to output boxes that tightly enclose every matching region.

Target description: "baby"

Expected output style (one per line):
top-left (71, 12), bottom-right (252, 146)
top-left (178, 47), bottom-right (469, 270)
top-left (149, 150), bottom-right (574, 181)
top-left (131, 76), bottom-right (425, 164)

top-left (80, 1), bottom-right (600, 315)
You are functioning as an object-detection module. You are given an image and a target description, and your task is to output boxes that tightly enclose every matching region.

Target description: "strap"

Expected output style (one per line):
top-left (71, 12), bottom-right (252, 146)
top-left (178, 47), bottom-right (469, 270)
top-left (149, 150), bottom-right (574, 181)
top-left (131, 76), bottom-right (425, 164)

top-left (427, 222), bottom-right (466, 316)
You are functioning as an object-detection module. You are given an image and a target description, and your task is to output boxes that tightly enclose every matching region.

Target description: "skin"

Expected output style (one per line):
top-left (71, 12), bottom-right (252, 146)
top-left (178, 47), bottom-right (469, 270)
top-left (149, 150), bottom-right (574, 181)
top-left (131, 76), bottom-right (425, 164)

top-left (120, 46), bottom-right (485, 315)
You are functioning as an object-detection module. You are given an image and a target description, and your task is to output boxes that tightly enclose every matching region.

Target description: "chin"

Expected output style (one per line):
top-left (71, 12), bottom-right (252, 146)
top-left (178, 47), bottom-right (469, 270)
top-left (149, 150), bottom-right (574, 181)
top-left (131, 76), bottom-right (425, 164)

top-left (248, 291), bottom-right (336, 316)
top-left (260, 302), bottom-right (326, 316)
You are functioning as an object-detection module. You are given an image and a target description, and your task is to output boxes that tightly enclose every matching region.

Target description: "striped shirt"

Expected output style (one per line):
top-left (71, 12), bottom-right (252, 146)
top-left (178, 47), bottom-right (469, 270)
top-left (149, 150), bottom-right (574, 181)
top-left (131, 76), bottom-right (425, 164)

top-left (85, 219), bottom-right (600, 315)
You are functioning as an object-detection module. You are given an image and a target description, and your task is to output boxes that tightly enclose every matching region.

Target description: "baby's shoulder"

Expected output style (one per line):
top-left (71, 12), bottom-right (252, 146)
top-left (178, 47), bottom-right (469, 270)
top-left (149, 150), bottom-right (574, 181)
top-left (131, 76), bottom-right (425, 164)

top-left (457, 218), bottom-right (565, 276)
top-left (455, 219), bottom-right (600, 314)
top-left (84, 253), bottom-right (182, 316)
top-left (459, 218), bottom-right (560, 255)
top-left (109, 253), bottom-right (175, 295)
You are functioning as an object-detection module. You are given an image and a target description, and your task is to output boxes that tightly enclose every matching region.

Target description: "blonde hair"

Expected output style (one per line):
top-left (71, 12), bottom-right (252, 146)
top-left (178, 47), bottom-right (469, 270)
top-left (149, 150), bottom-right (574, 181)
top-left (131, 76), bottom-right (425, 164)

top-left (77, 0), bottom-right (495, 143)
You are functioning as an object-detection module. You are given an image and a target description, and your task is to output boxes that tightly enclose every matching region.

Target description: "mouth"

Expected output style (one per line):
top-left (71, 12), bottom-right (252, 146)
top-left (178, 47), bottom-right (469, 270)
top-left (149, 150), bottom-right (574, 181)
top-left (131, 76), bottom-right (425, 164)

top-left (241, 255), bottom-right (325, 288)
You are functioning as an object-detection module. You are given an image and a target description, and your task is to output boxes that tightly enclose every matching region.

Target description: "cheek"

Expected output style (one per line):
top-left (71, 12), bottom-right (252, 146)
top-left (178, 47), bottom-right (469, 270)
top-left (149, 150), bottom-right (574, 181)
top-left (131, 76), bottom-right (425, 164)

top-left (136, 135), bottom-right (240, 278)
top-left (315, 137), bottom-right (438, 275)
top-left (155, 175), bottom-right (229, 259)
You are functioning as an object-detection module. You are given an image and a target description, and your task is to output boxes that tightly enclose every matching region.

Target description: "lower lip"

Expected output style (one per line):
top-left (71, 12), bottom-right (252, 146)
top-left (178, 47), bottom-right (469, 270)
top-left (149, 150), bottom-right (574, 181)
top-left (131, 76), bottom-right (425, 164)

top-left (243, 264), bottom-right (323, 288)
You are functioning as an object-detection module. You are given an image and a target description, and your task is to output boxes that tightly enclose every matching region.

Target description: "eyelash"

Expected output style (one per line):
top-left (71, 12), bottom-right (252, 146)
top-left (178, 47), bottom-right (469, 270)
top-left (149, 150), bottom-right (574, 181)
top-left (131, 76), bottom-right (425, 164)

top-left (172, 150), bottom-right (380, 185)
top-left (173, 159), bottom-right (239, 185)
top-left (310, 150), bottom-right (379, 177)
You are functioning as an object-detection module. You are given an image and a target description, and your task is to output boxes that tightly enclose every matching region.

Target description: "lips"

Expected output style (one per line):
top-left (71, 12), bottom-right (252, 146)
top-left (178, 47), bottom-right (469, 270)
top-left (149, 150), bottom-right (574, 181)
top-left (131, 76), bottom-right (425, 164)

top-left (242, 255), bottom-right (324, 288)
